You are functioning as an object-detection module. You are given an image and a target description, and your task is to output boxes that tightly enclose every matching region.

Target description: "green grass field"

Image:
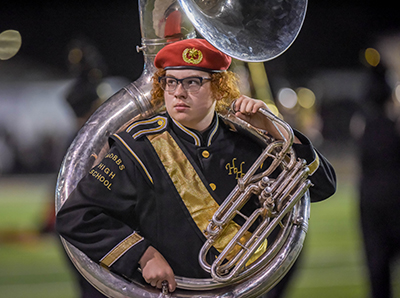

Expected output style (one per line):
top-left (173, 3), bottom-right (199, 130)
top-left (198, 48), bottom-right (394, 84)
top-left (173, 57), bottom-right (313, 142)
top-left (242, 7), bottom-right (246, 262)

top-left (0, 154), bottom-right (399, 298)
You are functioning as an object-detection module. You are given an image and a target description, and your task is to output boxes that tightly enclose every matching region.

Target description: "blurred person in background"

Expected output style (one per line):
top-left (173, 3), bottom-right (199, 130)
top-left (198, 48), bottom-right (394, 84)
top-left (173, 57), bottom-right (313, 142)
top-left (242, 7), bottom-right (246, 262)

top-left (40, 37), bottom-right (108, 298)
top-left (0, 128), bottom-right (16, 174)
top-left (357, 64), bottom-right (400, 298)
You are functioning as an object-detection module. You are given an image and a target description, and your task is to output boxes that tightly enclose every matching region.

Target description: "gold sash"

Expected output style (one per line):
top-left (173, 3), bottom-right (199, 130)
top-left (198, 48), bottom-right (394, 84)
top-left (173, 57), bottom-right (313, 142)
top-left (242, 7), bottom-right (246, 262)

top-left (147, 131), bottom-right (266, 262)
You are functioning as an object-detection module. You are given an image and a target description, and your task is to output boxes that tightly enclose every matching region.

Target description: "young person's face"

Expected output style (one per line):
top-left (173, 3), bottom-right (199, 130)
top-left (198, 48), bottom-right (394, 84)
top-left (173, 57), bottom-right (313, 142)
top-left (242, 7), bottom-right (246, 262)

top-left (163, 69), bottom-right (216, 132)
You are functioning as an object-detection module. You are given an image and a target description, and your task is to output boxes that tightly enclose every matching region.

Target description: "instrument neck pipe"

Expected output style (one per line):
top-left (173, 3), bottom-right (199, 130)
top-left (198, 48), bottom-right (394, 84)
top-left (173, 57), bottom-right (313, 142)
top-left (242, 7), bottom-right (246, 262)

top-left (137, 0), bottom-right (196, 56)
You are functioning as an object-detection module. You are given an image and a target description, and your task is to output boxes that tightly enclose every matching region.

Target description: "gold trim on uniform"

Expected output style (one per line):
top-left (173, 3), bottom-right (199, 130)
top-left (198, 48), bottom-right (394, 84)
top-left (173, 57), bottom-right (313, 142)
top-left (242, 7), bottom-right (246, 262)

top-left (207, 116), bottom-right (219, 146)
top-left (126, 116), bottom-right (167, 140)
top-left (112, 134), bottom-right (154, 184)
top-left (308, 150), bottom-right (320, 176)
top-left (100, 232), bottom-right (143, 267)
top-left (171, 118), bottom-right (201, 146)
top-left (147, 131), bottom-right (266, 261)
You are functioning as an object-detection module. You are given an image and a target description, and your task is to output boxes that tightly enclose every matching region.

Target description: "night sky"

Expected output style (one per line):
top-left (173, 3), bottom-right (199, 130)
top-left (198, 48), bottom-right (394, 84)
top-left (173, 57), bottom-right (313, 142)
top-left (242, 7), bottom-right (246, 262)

top-left (1, 1), bottom-right (400, 80)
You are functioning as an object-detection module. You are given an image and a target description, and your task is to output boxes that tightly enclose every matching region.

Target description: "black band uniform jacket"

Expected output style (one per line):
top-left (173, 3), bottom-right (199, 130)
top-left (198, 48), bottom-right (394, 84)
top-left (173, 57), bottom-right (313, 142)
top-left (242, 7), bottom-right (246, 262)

top-left (56, 112), bottom-right (336, 280)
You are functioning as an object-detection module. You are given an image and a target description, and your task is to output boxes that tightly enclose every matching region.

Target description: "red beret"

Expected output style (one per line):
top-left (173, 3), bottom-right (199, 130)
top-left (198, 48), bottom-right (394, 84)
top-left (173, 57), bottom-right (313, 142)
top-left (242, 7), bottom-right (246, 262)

top-left (154, 39), bottom-right (231, 72)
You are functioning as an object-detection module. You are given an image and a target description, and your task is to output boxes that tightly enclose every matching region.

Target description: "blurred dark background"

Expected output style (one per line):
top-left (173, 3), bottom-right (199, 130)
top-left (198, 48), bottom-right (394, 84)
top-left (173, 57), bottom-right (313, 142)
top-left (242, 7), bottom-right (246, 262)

top-left (1, 1), bottom-right (399, 78)
top-left (1, 0), bottom-right (400, 175)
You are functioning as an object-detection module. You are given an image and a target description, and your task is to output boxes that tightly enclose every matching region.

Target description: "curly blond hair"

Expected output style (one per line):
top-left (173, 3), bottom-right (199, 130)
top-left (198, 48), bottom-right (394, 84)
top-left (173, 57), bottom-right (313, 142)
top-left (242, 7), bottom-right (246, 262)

top-left (150, 69), bottom-right (241, 113)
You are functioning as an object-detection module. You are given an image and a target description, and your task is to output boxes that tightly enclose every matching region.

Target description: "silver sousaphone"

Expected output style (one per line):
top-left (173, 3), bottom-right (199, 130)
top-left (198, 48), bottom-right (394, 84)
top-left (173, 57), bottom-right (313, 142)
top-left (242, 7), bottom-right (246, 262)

top-left (56, 0), bottom-right (309, 297)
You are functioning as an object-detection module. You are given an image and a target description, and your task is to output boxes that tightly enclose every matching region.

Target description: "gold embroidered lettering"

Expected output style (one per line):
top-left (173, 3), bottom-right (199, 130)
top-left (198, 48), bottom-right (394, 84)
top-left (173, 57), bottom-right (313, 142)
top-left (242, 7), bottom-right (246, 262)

top-left (103, 180), bottom-right (112, 190)
top-left (89, 169), bottom-right (113, 190)
top-left (92, 170), bottom-right (101, 179)
top-left (225, 158), bottom-right (245, 179)
top-left (103, 153), bottom-right (125, 171)
top-left (236, 162), bottom-right (245, 179)
top-left (225, 158), bottom-right (237, 175)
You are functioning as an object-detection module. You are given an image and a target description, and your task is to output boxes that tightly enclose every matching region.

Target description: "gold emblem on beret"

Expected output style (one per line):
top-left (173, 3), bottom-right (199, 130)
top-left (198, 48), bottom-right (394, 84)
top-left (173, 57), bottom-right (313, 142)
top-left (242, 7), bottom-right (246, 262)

top-left (182, 48), bottom-right (203, 64)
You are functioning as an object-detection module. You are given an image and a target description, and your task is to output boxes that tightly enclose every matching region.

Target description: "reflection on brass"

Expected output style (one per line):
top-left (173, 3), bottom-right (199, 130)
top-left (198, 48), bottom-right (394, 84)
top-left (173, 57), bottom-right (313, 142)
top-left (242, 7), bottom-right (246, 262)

top-left (0, 30), bottom-right (22, 60)
top-left (194, 0), bottom-right (220, 12)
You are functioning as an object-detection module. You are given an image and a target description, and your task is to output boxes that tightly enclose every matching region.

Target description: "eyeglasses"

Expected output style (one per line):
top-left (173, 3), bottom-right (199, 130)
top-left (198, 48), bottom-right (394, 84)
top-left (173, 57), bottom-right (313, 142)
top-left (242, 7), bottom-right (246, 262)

top-left (158, 76), bottom-right (211, 92)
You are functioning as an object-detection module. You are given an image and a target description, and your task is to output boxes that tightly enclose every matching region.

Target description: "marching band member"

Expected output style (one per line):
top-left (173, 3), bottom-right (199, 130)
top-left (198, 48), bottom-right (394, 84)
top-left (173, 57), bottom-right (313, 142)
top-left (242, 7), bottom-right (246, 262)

top-left (56, 38), bottom-right (336, 294)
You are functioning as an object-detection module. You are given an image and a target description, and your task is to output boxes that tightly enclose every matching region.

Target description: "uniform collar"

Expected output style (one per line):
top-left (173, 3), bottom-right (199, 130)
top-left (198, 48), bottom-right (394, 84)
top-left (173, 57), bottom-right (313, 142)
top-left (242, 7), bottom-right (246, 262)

top-left (169, 113), bottom-right (219, 147)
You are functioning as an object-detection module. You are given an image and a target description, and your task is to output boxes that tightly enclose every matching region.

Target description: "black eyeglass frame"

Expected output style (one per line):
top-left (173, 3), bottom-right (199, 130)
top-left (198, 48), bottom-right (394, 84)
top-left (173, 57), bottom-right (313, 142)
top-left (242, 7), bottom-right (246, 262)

top-left (158, 76), bottom-right (211, 92)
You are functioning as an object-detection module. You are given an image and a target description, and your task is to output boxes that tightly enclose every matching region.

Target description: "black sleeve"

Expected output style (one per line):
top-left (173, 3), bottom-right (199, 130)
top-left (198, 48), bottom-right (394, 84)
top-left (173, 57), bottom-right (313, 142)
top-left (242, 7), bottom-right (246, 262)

top-left (56, 144), bottom-right (151, 279)
top-left (292, 130), bottom-right (337, 202)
